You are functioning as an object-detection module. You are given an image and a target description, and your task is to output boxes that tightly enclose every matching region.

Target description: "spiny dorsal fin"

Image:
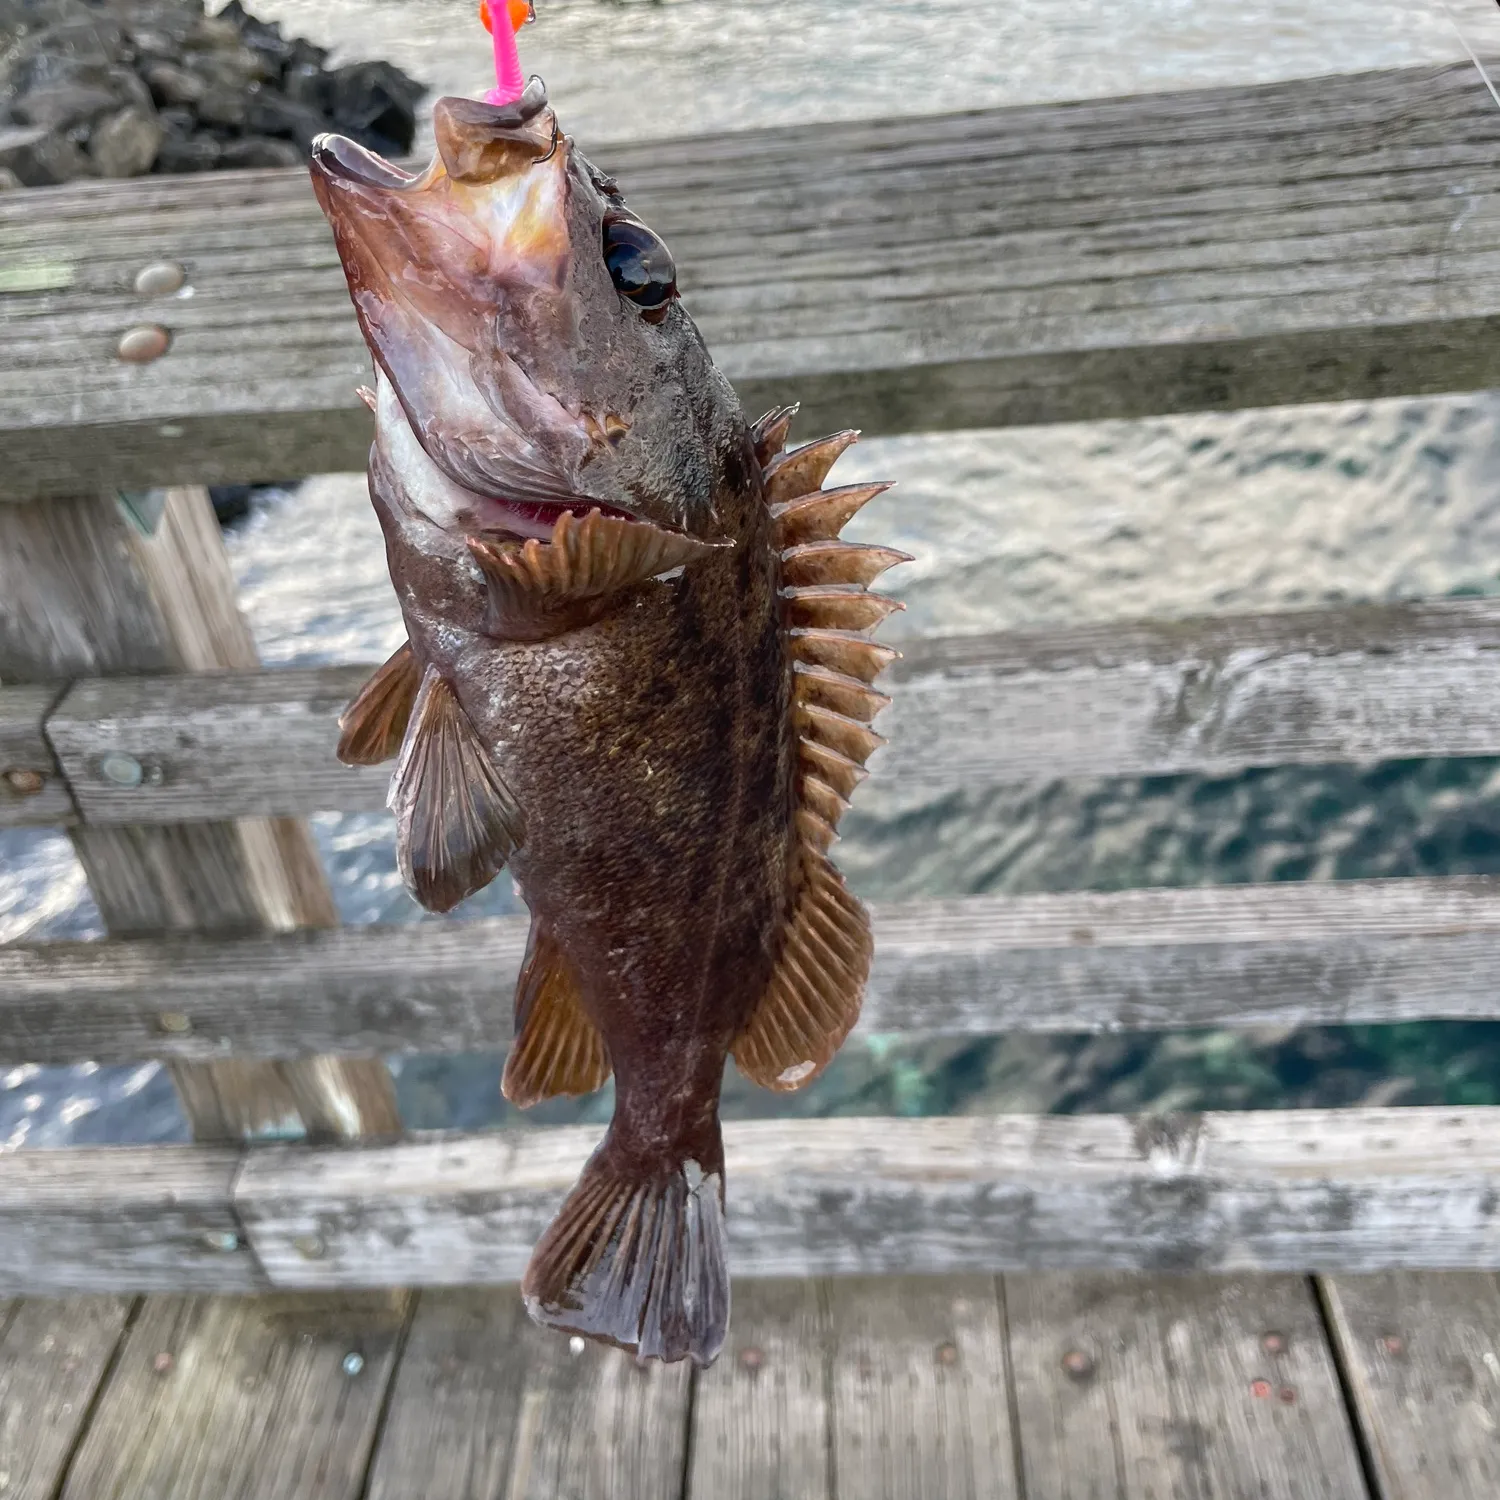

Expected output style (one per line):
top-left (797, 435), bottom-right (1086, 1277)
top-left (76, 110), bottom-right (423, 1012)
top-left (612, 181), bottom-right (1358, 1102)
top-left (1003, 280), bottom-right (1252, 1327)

top-left (794, 662), bottom-right (891, 724)
top-left (790, 628), bottom-right (899, 684)
top-left (389, 665), bottom-right (526, 913)
top-left (781, 541), bottom-right (911, 590)
top-left (772, 483), bottom-right (893, 548)
top-left (799, 736), bottom-right (867, 799)
top-left (468, 508), bottom-right (728, 641)
top-left (337, 641), bottom-right (421, 766)
top-left (797, 699), bottom-right (887, 766)
top-left (764, 430), bottom-right (859, 505)
top-left (732, 853), bottom-right (872, 1092)
top-left (751, 404), bottom-right (800, 468)
top-left (503, 919), bottom-right (611, 1107)
top-left (785, 586), bottom-right (904, 634)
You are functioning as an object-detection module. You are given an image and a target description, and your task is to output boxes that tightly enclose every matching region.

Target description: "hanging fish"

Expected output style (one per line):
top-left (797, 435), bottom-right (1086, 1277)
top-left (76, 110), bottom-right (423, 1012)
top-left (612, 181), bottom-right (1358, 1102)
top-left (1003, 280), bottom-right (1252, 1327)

top-left (310, 82), bottom-right (904, 1366)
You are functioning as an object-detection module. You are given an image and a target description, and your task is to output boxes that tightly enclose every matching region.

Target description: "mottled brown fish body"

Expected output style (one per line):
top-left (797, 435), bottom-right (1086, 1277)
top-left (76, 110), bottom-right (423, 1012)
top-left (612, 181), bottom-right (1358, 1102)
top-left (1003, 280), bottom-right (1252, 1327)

top-left (313, 84), bottom-right (902, 1366)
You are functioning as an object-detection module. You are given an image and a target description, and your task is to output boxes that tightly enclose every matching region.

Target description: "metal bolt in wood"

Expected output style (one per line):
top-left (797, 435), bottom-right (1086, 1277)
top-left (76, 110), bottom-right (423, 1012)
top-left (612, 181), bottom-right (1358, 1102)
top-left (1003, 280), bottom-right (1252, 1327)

top-left (116, 325), bottom-right (171, 363)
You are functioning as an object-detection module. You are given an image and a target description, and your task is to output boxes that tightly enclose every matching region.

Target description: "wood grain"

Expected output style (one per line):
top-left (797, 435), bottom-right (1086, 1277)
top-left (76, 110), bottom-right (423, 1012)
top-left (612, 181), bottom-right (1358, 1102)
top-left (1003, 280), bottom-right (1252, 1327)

top-left (689, 1278), bottom-right (832, 1500)
top-left (827, 1275), bottom-right (1017, 1500)
top-left (0, 685), bottom-right (73, 828)
top-left (1320, 1272), bottom-right (1500, 1499)
top-left (60, 1291), bottom-right (409, 1500)
top-left (10, 875), bottom-right (1500, 1062)
top-left (226, 1109), bottom-right (1500, 1294)
top-left (1005, 1273), bottom-right (1368, 1499)
top-left (0, 1296), bottom-right (134, 1500)
top-left (4, 62), bottom-right (1500, 498)
top-left (367, 1289), bottom-right (692, 1500)
top-left (0, 486), bottom-right (400, 1145)
top-left (0, 1147), bottom-right (257, 1295)
top-left (40, 598), bottom-right (1500, 827)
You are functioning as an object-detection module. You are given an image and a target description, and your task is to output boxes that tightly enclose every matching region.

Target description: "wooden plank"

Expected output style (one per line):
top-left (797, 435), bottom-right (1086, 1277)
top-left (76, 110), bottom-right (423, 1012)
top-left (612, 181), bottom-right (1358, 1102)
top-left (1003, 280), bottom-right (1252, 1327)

top-left (827, 1275), bottom-right (1016, 1500)
top-left (225, 1110), bottom-right (1500, 1294)
top-left (689, 1279), bottom-right (831, 1500)
top-left (0, 1147), bottom-right (258, 1295)
top-left (5, 61), bottom-right (1500, 498)
top-left (0, 1297), bottom-right (135, 1500)
top-left (7, 876), bottom-right (1500, 1064)
top-left (0, 487), bottom-right (400, 1145)
top-left (42, 598), bottom-right (1500, 826)
top-left (1321, 1272), bottom-right (1500, 1499)
top-left (60, 1291), bottom-right (409, 1500)
top-left (1005, 1273), bottom-right (1368, 1498)
top-left (0, 685), bottom-right (73, 829)
top-left (366, 1288), bottom-right (690, 1500)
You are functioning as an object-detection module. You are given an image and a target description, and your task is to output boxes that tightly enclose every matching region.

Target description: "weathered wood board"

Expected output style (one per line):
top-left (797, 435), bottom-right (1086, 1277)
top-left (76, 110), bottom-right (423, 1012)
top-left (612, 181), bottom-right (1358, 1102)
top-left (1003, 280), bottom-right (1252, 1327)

top-left (1320, 1272), bottom-right (1500, 1500)
top-left (0, 685), bottom-right (73, 829)
top-left (59, 1292), bottom-right (409, 1500)
top-left (8, 875), bottom-right (1500, 1063)
top-left (4, 62), bottom-right (1500, 497)
top-left (368, 1288), bottom-right (690, 1500)
top-left (1005, 1274), bottom-right (1368, 1498)
top-left (0, 1297), bottom-right (134, 1500)
top-left (37, 598), bottom-right (1500, 829)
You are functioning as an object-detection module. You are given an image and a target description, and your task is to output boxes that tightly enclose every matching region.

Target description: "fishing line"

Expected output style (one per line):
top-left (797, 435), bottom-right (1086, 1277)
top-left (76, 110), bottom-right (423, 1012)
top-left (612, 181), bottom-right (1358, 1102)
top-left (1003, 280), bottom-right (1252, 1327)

top-left (1436, 0), bottom-right (1500, 111)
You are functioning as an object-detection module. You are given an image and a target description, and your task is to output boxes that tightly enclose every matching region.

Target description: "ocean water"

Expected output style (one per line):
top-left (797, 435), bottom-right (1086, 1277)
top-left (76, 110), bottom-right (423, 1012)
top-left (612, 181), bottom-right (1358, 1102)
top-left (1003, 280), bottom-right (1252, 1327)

top-left (6, 0), bottom-right (1500, 1145)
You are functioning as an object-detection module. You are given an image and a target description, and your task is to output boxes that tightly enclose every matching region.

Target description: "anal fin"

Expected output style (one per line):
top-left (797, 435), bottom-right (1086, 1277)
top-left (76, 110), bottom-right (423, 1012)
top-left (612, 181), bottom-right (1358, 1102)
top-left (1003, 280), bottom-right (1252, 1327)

top-left (503, 919), bottom-right (611, 1107)
top-left (337, 641), bottom-right (421, 766)
top-left (733, 852), bottom-right (872, 1093)
top-left (390, 665), bottom-right (526, 913)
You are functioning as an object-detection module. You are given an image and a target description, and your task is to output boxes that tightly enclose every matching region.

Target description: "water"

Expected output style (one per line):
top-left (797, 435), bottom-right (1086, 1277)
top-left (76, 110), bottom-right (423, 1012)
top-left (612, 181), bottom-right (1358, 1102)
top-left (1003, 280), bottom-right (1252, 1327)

top-left (7, 0), bottom-right (1500, 1145)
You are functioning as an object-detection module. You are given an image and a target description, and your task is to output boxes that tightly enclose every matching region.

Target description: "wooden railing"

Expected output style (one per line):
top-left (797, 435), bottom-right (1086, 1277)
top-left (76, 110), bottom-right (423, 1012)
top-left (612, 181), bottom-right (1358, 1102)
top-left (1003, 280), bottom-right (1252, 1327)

top-left (4, 58), bottom-right (1500, 1296)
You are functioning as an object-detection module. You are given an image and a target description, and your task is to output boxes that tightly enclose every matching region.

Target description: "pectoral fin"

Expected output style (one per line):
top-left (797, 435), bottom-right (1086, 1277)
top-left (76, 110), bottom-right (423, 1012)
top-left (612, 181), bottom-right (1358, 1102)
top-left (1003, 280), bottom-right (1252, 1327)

top-left (468, 508), bottom-right (729, 641)
top-left (336, 641), bottom-right (422, 766)
top-left (503, 918), bottom-right (611, 1106)
top-left (389, 666), bottom-right (526, 912)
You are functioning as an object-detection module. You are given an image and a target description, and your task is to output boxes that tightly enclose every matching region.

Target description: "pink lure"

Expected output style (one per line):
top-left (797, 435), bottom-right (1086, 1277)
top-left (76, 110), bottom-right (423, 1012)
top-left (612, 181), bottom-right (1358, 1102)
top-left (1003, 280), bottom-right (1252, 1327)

top-left (479, 0), bottom-right (534, 106)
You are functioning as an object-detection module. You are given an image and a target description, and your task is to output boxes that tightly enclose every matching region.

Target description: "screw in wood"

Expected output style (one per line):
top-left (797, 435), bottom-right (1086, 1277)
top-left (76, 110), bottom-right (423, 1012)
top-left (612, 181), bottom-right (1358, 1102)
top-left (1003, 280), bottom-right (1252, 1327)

top-left (293, 1234), bottom-right (327, 1260)
top-left (133, 261), bottom-right (186, 297)
top-left (1278, 1386), bottom-right (1297, 1404)
top-left (342, 1353), bottom-right (365, 1377)
top-left (1261, 1332), bottom-right (1287, 1355)
top-left (739, 1345), bottom-right (765, 1370)
top-left (152, 1352), bottom-right (173, 1376)
top-left (98, 753), bottom-right (144, 788)
top-left (1, 768), bottom-right (44, 797)
top-left (157, 1012), bottom-right (193, 1035)
top-left (1381, 1334), bottom-right (1405, 1356)
top-left (116, 325), bottom-right (171, 364)
top-left (1250, 1379), bottom-right (1272, 1398)
top-left (1061, 1349), bottom-right (1094, 1379)
top-left (936, 1342), bottom-right (959, 1366)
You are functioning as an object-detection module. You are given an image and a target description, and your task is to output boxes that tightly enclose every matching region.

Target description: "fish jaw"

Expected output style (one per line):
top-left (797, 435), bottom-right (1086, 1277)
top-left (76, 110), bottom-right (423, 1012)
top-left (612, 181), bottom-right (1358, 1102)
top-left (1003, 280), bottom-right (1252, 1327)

top-left (310, 85), bottom-right (604, 514)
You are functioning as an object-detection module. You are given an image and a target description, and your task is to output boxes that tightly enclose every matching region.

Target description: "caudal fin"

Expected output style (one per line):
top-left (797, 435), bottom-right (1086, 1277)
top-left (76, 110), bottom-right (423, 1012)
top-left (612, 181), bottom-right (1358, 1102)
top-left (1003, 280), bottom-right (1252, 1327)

top-left (521, 1135), bottom-right (730, 1366)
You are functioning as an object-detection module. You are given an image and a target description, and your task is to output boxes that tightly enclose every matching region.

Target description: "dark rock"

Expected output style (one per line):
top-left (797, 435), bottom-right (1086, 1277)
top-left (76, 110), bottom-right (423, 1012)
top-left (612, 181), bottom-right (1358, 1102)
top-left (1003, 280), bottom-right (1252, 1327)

top-left (89, 103), bottom-right (163, 176)
top-left (11, 81), bottom-right (120, 132)
top-left (193, 81), bottom-right (249, 129)
top-left (328, 61), bottom-right (421, 153)
top-left (154, 129), bottom-right (220, 172)
top-left (207, 484), bottom-right (255, 525)
top-left (245, 85), bottom-right (325, 148)
top-left (0, 121), bottom-right (92, 184)
top-left (142, 59), bottom-right (205, 108)
top-left (218, 133), bottom-right (299, 168)
top-left (156, 103), bottom-right (195, 135)
top-left (215, 0), bottom-right (293, 76)
top-left (281, 60), bottom-right (328, 112)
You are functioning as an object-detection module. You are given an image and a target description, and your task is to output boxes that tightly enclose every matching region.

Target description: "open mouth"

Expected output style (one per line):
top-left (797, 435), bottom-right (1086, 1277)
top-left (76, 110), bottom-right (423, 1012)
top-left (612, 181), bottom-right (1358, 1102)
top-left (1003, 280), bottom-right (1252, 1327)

top-left (470, 495), bottom-right (639, 543)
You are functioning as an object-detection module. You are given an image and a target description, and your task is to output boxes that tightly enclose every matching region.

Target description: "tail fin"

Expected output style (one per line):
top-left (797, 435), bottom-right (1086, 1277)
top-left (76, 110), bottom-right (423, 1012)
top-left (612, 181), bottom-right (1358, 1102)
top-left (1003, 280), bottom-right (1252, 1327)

top-left (521, 1132), bottom-right (730, 1366)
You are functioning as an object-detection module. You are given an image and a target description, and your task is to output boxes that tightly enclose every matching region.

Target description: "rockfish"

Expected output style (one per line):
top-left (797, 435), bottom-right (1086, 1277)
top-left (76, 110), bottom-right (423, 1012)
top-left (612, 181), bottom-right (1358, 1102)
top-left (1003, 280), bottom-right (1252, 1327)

top-left (310, 83), bottom-right (904, 1365)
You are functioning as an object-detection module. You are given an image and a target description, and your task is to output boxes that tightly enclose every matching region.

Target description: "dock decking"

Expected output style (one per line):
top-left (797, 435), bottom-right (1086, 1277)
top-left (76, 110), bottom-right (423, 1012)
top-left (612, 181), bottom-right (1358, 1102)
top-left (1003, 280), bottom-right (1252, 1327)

top-left (2, 1271), bottom-right (1494, 1499)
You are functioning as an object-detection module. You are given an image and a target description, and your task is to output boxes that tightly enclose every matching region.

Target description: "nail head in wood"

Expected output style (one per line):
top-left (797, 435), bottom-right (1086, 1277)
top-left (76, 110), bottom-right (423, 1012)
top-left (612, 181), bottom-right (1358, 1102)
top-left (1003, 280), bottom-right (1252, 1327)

top-left (1381, 1333), bottom-right (1405, 1355)
top-left (936, 1341), bottom-right (959, 1366)
top-left (152, 1351), bottom-right (173, 1375)
top-left (1261, 1331), bottom-right (1287, 1355)
top-left (116, 325), bottom-right (171, 364)
top-left (293, 1234), bottom-right (327, 1260)
top-left (156, 1012), bottom-right (192, 1035)
top-left (97, 753), bottom-right (144, 788)
top-left (1250, 1378), bottom-right (1272, 1398)
top-left (203, 1230), bottom-right (239, 1253)
top-left (1, 768), bottom-right (44, 797)
top-left (1062, 1349), bottom-right (1094, 1379)
top-left (341, 1352), bottom-right (364, 1377)
top-left (133, 261), bottom-right (186, 297)
top-left (739, 1345), bottom-right (765, 1370)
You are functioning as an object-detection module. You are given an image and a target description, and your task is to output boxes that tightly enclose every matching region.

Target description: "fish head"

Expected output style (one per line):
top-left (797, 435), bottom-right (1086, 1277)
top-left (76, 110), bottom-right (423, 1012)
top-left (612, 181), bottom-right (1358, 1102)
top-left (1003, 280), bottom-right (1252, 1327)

top-left (310, 82), bottom-right (746, 543)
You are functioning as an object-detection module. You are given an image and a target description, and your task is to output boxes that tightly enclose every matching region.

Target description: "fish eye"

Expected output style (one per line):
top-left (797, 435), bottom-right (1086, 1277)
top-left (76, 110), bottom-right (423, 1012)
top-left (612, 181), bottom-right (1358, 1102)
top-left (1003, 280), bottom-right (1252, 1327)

top-left (602, 215), bottom-right (677, 324)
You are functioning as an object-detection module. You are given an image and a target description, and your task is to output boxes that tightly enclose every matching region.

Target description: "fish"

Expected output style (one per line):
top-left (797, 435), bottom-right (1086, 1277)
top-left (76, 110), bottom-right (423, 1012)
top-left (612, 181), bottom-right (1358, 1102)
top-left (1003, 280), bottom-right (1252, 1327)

top-left (309, 81), bottom-right (905, 1366)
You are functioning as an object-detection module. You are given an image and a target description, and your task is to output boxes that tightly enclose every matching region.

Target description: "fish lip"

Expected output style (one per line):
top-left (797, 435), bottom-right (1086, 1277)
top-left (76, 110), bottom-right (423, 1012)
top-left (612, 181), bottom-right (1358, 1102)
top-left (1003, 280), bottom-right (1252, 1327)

top-left (309, 133), bottom-right (415, 191)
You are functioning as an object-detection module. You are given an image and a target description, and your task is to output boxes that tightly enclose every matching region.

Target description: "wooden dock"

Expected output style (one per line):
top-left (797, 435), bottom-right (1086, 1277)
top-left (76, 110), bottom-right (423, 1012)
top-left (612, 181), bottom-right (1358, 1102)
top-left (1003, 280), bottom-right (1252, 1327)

top-left (6, 55), bottom-right (1500, 1496)
top-left (2, 1271), bottom-right (1497, 1498)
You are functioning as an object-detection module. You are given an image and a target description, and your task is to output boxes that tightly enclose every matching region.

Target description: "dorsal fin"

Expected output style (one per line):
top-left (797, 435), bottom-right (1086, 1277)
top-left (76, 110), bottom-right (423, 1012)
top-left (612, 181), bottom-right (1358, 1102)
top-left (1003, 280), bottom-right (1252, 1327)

top-left (389, 665), bottom-right (526, 913)
top-left (733, 422), bottom-right (898, 1096)
top-left (503, 918), bottom-right (611, 1107)
top-left (337, 641), bottom-right (421, 766)
top-left (751, 404), bottom-right (800, 468)
top-left (764, 431), bottom-right (859, 505)
top-left (468, 508), bottom-right (728, 641)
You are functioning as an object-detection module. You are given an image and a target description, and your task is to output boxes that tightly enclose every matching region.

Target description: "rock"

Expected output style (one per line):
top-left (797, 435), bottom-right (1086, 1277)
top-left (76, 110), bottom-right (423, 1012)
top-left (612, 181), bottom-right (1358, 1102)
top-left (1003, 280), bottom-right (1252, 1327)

top-left (142, 60), bottom-right (205, 108)
top-left (207, 484), bottom-right (254, 525)
top-left (0, 121), bottom-right (92, 184)
top-left (156, 104), bottom-right (195, 136)
top-left (11, 82), bottom-right (121, 132)
top-left (154, 128), bottom-right (220, 173)
top-left (218, 133), bottom-right (298, 168)
top-left (328, 61), bottom-right (421, 153)
top-left (193, 82), bottom-right (248, 129)
top-left (281, 60), bottom-right (328, 111)
top-left (0, 167), bottom-right (22, 191)
top-left (245, 86), bottom-right (326, 149)
top-left (89, 103), bottom-right (163, 177)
